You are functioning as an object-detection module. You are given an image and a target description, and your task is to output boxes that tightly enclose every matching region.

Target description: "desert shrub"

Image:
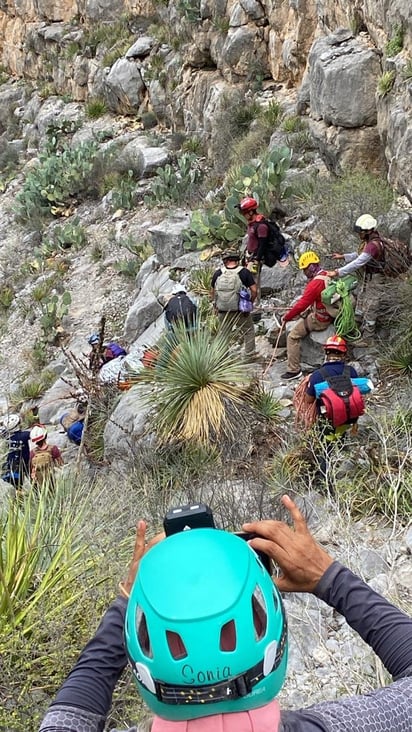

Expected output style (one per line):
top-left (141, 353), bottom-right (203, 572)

top-left (0, 284), bottom-right (14, 310)
top-left (308, 171), bottom-right (394, 247)
top-left (15, 142), bottom-right (103, 224)
top-left (85, 98), bottom-right (107, 118)
top-left (377, 70), bottom-right (396, 98)
top-left (401, 59), bottom-right (412, 80)
top-left (385, 25), bottom-right (404, 57)
top-left (188, 267), bottom-right (215, 296)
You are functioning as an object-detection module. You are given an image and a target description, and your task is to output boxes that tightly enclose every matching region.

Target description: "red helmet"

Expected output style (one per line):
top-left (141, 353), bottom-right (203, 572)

top-left (239, 197), bottom-right (258, 212)
top-left (324, 335), bottom-right (347, 353)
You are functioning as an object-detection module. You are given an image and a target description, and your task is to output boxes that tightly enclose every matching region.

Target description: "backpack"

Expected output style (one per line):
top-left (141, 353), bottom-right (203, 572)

top-left (31, 446), bottom-right (54, 487)
top-left (164, 293), bottom-right (197, 328)
top-left (104, 342), bottom-right (127, 359)
top-left (319, 365), bottom-right (365, 428)
top-left (214, 266), bottom-right (243, 312)
top-left (67, 420), bottom-right (84, 446)
top-left (253, 219), bottom-right (286, 268)
top-left (371, 236), bottom-right (411, 278)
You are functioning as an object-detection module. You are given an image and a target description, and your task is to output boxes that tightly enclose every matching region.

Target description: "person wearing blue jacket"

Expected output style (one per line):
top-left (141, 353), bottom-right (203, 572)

top-left (39, 494), bottom-right (412, 732)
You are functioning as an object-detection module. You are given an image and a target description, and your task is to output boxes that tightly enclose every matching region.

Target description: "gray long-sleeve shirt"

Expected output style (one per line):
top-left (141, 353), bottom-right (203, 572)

top-left (39, 562), bottom-right (412, 732)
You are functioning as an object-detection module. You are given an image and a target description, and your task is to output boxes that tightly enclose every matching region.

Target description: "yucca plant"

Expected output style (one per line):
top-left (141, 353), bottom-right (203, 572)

top-left (188, 267), bottom-right (215, 296)
top-left (140, 321), bottom-right (249, 444)
top-left (0, 484), bottom-right (94, 634)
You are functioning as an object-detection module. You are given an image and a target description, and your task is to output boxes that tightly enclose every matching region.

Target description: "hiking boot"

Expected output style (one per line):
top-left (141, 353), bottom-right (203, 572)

top-left (280, 370), bottom-right (303, 381)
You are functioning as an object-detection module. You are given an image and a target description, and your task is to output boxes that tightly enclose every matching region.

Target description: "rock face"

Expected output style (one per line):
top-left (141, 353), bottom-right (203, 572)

top-left (0, 1), bottom-right (411, 198)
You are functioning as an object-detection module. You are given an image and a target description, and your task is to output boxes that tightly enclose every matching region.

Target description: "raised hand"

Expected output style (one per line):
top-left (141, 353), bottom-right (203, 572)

top-left (243, 495), bottom-right (333, 593)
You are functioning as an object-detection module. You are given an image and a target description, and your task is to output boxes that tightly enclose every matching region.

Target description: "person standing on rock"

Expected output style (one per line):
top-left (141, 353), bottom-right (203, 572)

top-left (211, 249), bottom-right (258, 360)
top-left (237, 197), bottom-right (289, 271)
top-left (325, 214), bottom-right (386, 346)
top-left (39, 494), bottom-right (412, 732)
top-left (281, 251), bottom-right (334, 381)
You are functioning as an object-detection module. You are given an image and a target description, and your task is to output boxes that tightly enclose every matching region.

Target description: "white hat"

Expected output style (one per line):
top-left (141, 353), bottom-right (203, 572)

top-left (355, 214), bottom-right (377, 231)
top-left (30, 424), bottom-right (48, 443)
top-left (0, 413), bottom-right (20, 433)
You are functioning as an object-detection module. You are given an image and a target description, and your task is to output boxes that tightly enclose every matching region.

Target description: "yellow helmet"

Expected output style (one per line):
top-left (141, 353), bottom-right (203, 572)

top-left (298, 251), bottom-right (320, 270)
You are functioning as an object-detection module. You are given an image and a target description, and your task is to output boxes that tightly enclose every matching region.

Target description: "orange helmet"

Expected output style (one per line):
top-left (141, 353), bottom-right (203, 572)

top-left (239, 197), bottom-right (258, 212)
top-left (324, 335), bottom-right (347, 353)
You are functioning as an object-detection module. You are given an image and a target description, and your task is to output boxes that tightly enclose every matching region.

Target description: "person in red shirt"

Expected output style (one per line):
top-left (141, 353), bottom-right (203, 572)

top-left (281, 251), bottom-right (333, 380)
top-left (30, 424), bottom-right (63, 489)
top-left (238, 197), bottom-right (288, 271)
top-left (325, 213), bottom-right (385, 346)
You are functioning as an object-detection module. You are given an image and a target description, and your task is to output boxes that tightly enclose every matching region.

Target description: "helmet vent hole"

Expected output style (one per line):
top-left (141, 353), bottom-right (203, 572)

top-left (166, 630), bottom-right (188, 660)
top-left (137, 608), bottom-right (153, 659)
top-left (252, 585), bottom-right (267, 641)
top-left (220, 619), bottom-right (236, 651)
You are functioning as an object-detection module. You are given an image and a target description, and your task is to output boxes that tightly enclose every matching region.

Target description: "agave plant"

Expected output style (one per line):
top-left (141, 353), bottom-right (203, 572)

top-left (140, 322), bottom-right (249, 445)
top-left (0, 483), bottom-right (94, 634)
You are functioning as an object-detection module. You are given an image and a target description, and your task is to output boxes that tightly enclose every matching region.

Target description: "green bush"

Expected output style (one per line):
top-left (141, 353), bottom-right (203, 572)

top-left (0, 284), bottom-right (14, 311)
top-left (15, 142), bottom-right (102, 223)
top-left (85, 98), bottom-right (107, 119)
top-left (401, 59), bottom-right (412, 80)
top-left (377, 70), bottom-right (396, 98)
top-left (385, 25), bottom-right (404, 57)
top-left (308, 171), bottom-right (394, 247)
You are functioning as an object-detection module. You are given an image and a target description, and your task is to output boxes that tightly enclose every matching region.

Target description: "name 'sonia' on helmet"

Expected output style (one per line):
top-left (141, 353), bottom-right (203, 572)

top-left (298, 251), bottom-right (320, 270)
top-left (30, 424), bottom-right (48, 443)
top-left (354, 214), bottom-right (377, 232)
top-left (238, 197), bottom-right (258, 213)
top-left (324, 335), bottom-right (348, 353)
top-left (125, 528), bottom-right (288, 722)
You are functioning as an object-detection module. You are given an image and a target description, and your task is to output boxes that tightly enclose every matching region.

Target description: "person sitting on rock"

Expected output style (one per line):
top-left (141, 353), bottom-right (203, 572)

top-left (281, 251), bottom-right (333, 381)
top-left (59, 399), bottom-right (87, 446)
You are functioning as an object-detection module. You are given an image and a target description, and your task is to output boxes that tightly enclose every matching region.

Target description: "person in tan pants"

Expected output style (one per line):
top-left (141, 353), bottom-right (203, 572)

top-left (281, 251), bottom-right (333, 380)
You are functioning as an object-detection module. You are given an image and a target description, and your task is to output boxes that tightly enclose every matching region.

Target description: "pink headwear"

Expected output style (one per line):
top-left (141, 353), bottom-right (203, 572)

top-left (152, 700), bottom-right (281, 732)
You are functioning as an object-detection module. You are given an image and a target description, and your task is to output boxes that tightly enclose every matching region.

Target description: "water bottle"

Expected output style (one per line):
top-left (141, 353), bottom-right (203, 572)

top-left (239, 287), bottom-right (253, 313)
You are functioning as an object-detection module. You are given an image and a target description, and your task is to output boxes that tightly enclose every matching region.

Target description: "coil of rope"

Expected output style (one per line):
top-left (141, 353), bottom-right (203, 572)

top-left (332, 280), bottom-right (361, 341)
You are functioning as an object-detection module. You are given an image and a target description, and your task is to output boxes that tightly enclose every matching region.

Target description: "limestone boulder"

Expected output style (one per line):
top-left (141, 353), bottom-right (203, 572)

top-left (309, 119), bottom-right (387, 176)
top-left (103, 384), bottom-right (153, 465)
top-left (148, 212), bottom-right (192, 265)
top-left (115, 136), bottom-right (170, 177)
top-left (102, 58), bottom-right (145, 114)
top-left (308, 31), bottom-right (381, 128)
top-left (124, 291), bottom-right (163, 343)
top-left (260, 262), bottom-right (295, 294)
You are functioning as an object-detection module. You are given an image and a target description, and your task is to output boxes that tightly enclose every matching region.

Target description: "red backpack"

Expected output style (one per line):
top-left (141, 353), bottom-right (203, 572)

top-left (319, 365), bottom-right (365, 428)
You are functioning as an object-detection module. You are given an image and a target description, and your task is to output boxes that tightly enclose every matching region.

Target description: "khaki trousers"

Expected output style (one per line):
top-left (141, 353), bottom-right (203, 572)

top-left (287, 314), bottom-right (330, 372)
top-left (218, 311), bottom-right (256, 356)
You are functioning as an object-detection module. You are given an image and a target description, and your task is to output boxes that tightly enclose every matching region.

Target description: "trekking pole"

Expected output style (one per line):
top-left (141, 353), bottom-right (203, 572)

top-left (263, 320), bottom-right (285, 378)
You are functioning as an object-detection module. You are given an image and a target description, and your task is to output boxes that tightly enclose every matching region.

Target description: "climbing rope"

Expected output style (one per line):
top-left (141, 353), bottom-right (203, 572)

top-left (332, 280), bottom-right (361, 341)
top-left (263, 321), bottom-right (285, 378)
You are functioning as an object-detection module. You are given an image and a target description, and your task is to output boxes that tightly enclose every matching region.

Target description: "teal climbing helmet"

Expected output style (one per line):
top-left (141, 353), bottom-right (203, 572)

top-left (125, 528), bottom-right (288, 721)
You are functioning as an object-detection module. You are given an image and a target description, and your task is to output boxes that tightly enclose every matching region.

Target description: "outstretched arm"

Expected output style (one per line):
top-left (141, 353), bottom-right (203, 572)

top-left (244, 496), bottom-right (412, 680)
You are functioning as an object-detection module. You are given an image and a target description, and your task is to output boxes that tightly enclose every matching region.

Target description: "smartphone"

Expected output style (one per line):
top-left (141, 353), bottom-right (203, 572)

top-left (236, 532), bottom-right (272, 575)
top-left (163, 503), bottom-right (215, 536)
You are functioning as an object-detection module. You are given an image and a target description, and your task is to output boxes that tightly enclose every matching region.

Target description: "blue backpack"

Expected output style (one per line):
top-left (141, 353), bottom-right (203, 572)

top-left (67, 421), bottom-right (84, 446)
top-left (105, 342), bottom-right (127, 359)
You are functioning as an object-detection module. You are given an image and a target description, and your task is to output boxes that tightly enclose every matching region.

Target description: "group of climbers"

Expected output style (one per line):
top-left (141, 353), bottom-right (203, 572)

top-left (1, 416), bottom-right (63, 492)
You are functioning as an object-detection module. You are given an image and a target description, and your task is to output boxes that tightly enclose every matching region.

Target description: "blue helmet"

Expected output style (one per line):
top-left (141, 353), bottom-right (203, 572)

top-left (88, 333), bottom-right (101, 346)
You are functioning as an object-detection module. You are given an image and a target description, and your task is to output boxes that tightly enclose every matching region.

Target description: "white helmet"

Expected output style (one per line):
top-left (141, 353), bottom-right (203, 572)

top-left (355, 214), bottom-right (377, 231)
top-left (0, 413), bottom-right (20, 435)
top-left (30, 424), bottom-right (48, 443)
